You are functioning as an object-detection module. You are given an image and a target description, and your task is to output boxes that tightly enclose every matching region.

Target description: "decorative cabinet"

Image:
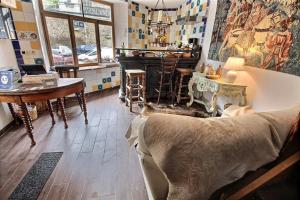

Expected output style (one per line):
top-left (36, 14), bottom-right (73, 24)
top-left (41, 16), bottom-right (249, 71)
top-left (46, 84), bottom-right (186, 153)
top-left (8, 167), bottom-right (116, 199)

top-left (187, 72), bottom-right (247, 116)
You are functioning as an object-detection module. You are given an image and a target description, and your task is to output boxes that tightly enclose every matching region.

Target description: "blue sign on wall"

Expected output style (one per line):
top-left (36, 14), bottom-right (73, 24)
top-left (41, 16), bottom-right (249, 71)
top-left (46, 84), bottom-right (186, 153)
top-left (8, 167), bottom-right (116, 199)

top-left (0, 70), bottom-right (13, 90)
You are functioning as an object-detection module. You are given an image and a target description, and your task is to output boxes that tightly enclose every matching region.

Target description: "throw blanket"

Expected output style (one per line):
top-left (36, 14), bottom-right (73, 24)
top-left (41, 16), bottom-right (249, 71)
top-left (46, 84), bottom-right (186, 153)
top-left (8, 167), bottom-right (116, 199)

top-left (138, 107), bottom-right (300, 200)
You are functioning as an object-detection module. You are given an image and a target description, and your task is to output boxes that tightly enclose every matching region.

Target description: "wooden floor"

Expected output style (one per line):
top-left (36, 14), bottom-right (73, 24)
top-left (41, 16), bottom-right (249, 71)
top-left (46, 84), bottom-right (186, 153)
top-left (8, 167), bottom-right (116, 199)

top-left (0, 89), bottom-right (148, 200)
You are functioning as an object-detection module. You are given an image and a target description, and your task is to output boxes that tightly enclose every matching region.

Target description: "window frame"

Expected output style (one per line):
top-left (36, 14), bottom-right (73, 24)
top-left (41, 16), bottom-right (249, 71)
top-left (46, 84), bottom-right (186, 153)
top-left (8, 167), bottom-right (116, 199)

top-left (39, 0), bottom-right (115, 67)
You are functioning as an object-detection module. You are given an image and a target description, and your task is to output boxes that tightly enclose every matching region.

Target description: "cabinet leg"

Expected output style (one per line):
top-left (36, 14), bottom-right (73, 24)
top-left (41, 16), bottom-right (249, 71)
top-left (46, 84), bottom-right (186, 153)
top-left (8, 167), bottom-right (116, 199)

top-left (57, 98), bottom-right (68, 129)
top-left (186, 79), bottom-right (194, 107)
top-left (47, 100), bottom-right (55, 125)
top-left (177, 75), bottom-right (184, 104)
top-left (211, 93), bottom-right (218, 117)
top-left (19, 103), bottom-right (36, 146)
top-left (81, 89), bottom-right (88, 124)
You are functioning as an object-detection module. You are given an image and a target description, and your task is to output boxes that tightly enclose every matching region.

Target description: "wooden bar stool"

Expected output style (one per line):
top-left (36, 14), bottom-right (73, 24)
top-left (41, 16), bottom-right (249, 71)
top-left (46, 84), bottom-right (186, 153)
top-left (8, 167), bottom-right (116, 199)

top-left (154, 57), bottom-right (178, 105)
top-left (175, 68), bottom-right (193, 104)
top-left (125, 69), bottom-right (146, 112)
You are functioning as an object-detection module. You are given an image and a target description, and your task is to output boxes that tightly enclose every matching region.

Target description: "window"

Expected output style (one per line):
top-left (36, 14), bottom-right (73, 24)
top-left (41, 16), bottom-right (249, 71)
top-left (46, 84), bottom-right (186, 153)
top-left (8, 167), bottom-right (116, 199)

top-left (99, 24), bottom-right (113, 62)
top-left (74, 20), bottom-right (98, 64)
top-left (0, 8), bottom-right (16, 39)
top-left (42, 0), bottom-right (82, 16)
top-left (45, 16), bottom-right (74, 65)
top-left (40, 0), bottom-right (114, 66)
top-left (83, 0), bottom-right (112, 21)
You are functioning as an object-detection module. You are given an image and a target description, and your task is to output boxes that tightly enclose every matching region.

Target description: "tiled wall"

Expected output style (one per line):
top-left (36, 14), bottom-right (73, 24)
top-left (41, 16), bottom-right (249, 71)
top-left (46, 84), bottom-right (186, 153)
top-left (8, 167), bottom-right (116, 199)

top-left (10, 0), bottom-right (44, 66)
top-left (176, 0), bottom-right (209, 44)
top-left (79, 66), bottom-right (121, 93)
top-left (128, 0), bottom-right (150, 49)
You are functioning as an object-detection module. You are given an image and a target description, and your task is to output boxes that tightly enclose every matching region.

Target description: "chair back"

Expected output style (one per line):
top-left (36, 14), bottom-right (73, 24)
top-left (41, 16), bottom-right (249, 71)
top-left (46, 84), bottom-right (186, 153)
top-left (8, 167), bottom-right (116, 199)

top-left (161, 57), bottom-right (178, 76)
top-left (54, 66), bottom-right (79, 78)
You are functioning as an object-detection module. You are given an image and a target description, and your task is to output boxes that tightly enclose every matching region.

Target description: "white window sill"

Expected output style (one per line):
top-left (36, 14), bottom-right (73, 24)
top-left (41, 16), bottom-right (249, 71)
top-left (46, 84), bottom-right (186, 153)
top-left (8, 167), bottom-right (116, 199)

top-left (78, 63), bottom-right (120, 71)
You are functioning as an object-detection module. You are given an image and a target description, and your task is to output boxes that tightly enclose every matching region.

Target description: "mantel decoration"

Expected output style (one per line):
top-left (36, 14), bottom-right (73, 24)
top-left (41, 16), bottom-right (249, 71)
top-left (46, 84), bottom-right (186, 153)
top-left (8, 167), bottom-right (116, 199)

top-left (208, 0), bottom-right (300, 76)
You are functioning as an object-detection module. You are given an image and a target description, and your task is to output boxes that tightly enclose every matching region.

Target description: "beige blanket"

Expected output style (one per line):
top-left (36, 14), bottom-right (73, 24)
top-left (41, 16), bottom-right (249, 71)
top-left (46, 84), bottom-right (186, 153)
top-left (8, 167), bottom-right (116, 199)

top-left (137, 107), bottom-right (299, 199)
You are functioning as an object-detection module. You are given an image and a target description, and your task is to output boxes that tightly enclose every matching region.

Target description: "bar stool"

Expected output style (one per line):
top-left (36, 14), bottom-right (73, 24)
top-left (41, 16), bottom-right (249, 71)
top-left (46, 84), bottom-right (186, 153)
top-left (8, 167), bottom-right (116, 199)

top-left (154, 57), bottom-right (178, 105)
top-left (125, 69), bottom-right (146, 112)
top-left (175, 68), bottom-right (193, 104)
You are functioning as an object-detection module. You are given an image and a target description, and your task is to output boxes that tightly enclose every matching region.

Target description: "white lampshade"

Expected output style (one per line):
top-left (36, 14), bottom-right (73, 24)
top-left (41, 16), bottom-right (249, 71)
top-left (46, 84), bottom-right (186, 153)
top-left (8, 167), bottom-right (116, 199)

top-left (224, 57), bottom-right (245, 71)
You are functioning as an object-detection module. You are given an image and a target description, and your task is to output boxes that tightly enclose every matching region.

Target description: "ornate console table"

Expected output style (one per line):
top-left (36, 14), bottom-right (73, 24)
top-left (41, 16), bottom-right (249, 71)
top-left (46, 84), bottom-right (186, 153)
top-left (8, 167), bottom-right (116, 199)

top-left (187, 72), bottom-right (247, 116)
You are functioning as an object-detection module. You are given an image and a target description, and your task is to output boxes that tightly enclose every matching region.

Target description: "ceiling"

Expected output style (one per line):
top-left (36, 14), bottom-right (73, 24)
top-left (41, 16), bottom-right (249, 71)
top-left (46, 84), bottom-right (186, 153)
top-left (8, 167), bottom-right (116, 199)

top-left (106, 0), bottom-right (186, 9)
top-left (133, 0), bottom-right (185, 9)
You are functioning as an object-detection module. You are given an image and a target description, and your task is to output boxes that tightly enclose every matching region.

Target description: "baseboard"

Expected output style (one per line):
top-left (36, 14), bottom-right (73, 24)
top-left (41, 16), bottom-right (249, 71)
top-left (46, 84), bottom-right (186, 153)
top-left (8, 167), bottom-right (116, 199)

top-left (0, 120), bottom-right (16, 138)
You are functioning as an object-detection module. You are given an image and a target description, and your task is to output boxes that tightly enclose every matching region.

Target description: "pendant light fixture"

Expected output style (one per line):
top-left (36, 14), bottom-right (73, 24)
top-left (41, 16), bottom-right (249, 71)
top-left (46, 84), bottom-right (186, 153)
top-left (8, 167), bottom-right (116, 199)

top-left (147, 0), bottom-right (173, 29)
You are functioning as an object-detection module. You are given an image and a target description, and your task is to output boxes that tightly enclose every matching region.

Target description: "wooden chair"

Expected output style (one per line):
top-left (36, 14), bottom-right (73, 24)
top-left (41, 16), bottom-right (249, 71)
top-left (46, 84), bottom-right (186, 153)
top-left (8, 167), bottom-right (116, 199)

top-left (125, 69), bottom-right (146, 112)
top-left (54, 66), bottom-right (82, 111)
top-left (174, 68), bottom-right (193, 104)
top-left (154, 57), bottom-right (178, 105)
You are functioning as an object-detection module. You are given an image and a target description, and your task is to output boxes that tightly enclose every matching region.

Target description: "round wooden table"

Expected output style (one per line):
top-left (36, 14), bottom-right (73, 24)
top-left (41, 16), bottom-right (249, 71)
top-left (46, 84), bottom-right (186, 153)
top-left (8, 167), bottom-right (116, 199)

top-left (0, 78), bottom-right (88, 146)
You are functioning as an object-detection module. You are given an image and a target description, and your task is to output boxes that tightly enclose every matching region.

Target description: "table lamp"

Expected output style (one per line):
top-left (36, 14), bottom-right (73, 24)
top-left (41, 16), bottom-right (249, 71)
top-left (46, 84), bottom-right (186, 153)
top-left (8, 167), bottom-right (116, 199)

top-left (224, 57), bottom-right (245, 83)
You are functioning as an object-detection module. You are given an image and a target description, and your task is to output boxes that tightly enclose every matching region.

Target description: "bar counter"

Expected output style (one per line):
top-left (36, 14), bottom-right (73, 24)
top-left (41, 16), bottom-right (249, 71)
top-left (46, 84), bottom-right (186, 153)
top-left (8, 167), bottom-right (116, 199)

top-left (116, 48), bottom-right (201, 100)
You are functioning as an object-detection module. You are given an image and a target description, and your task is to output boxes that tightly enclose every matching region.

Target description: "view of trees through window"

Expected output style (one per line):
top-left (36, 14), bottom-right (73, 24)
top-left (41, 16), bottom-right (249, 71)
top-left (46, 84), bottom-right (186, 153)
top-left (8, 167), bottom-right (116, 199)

top-left (41, 0), bottom-right (114, 66)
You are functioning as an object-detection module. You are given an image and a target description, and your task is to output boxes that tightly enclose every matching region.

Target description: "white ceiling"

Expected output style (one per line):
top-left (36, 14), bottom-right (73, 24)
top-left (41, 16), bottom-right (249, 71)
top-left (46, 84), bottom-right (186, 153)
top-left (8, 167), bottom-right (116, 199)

top-left (133, 0), bottom-right (185, 8)
top-left (106, 0), bottom-right (185, 9)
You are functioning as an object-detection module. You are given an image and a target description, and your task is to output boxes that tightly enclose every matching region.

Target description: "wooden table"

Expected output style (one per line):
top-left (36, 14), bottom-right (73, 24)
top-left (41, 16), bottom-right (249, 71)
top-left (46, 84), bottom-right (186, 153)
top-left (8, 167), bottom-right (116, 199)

top-left (0, 78), bottom-right (88, 146)
top-left (187, 72), bottom-right (247, 116)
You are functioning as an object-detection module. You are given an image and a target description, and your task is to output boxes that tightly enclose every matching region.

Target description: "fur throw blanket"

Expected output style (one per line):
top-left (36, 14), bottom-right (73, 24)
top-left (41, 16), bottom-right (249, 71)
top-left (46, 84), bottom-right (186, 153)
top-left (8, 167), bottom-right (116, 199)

top-left (138, 106), bottom-right (300, 199)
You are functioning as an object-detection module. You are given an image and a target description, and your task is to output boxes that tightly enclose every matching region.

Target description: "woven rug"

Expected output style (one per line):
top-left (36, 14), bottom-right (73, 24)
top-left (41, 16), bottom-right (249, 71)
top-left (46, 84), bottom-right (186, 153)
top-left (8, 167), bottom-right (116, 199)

top-left (8, 152), bottom-right (63, 200)
top-left (144, 102), bottom-right (210, 118)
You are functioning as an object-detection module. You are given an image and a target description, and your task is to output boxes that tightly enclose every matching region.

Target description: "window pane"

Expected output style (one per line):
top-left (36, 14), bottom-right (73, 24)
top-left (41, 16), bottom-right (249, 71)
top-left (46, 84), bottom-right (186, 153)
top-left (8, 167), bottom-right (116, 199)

top-left (42, 0), bottom-right (82, 16)
top-left (83, 0), bottom-right (112, 21)
top-left (74, 20), bottom-right (98, 64)
top-left (0, 8), bottom-right (16, 39)
top-left (99, 25), bottom-right (113, 62)
top-left (45, 16), bottom-right (74, 65)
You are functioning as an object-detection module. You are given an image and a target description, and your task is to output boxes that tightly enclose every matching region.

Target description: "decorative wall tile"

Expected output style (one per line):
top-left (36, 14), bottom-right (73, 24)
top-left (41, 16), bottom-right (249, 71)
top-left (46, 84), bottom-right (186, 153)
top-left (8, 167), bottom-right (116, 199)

top-left (176, 0), bottom-right (209, 44)
top-left (128, 0), bottom-right (150, 49)
top-left (34, 58), bottom-right (44, 65)
top-left (10, 0), bottom-right (42, 66)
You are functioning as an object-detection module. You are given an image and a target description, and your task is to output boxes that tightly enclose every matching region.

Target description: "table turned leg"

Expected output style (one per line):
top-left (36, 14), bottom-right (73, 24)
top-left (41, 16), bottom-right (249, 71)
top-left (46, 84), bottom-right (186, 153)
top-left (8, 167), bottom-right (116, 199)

top-left (19, 103), bottom-right (36, 146)
top-left (57, 98), bottom-right (68, 129)
top-left (23, 104), bottom-right (34, 130)
top-left (81, 89), bottom-right (88, 124)
top-left (47, 100), bottom-right (56, 125)
top-left (7, 103), bottom-right (19, 126)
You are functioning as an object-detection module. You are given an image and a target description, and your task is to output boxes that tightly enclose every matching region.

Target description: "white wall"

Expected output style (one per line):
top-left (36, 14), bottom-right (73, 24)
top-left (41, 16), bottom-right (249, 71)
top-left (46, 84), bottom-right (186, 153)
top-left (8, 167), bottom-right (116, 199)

top-left (32, 0), bottom-right (50, 71)
top-left (0, 40), bottom-right (16, 130)
top-left (199, 0), bottom-right (300, 112)
top-left (114, 2), bottom-right (129, 48)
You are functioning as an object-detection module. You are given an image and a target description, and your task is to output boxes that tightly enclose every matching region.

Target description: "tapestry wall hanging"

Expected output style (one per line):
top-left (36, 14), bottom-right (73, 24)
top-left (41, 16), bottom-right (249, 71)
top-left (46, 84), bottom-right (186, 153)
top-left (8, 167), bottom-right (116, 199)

top-left (208, 0), bottom-right (300, 76)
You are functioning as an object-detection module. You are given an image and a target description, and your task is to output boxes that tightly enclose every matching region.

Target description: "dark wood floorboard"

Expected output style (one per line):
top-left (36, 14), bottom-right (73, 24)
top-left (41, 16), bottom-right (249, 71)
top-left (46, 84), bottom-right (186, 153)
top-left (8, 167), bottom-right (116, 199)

top-left (0, 89), bottom-right (147, 200)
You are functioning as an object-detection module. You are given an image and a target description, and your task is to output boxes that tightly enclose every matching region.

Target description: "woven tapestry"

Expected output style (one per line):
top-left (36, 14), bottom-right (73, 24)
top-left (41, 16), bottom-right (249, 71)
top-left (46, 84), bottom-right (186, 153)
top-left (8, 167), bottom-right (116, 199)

top-left (208, 0), bottom-right (300, 76)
